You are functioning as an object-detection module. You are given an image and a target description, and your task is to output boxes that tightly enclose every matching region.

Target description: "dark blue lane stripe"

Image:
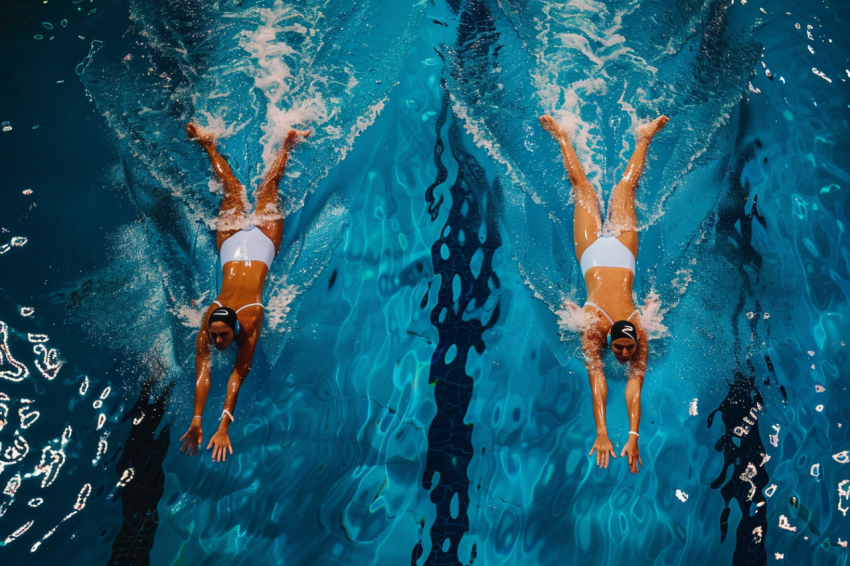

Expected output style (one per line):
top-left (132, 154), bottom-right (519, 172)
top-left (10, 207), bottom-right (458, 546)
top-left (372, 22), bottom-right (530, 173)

top-left (108, 380), bottom-right (172, 566)
top-left (413, 79), bottom-right (502, 566)
top-left (708, 130), bottom-right (771, 566)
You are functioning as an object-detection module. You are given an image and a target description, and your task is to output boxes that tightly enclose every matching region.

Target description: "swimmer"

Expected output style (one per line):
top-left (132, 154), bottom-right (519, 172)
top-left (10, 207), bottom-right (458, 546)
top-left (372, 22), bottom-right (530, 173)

top-left (179, 123), bottom-right (309, 462)
top-left (539, 114), bottom-right (669, 474)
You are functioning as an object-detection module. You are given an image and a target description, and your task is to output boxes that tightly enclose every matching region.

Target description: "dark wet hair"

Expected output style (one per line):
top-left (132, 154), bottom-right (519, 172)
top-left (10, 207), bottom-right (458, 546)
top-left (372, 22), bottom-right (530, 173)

top-left (610, 320), bottom-right (638, 344)
top-left (209, 306), bottom-right (238, 334)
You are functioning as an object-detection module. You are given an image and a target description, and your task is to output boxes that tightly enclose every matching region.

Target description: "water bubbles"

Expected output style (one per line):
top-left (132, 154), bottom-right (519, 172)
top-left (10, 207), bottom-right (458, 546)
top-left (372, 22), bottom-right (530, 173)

top-left (2, 122), bottom-right (11, 132)
top-left (74, 484), bottom-right (92, 510)
top-left (34, 35), bottom-right (43, 41)
top-left (840, 480), bottom-right (850, 516)
top-left (60, 19), bottom-right (67, 28)
top-left (11, 237), bottom-right (27, 247)
top-left (92, 400), bottom-right (102, 409)
top-left (675, 489), bottom-right (688, 502)
top-left (812, 68), bottom-right (832, 83)
top-left (778, 515), bottom-right (797, 532)
top-left (33, 344), bottom-right (63, 380)
top-left (42, 22), bottom-right (53, 29)
top-left (79, 376), bottom-right (89, 396)
top-left (116, 468), bottom-right (134, 487)
top-left (20, 307), bottom-right (34, 317)
top-left (18, 406), bottom-right (40, 429)
top-left (4, 520), bottom-right (34, 545)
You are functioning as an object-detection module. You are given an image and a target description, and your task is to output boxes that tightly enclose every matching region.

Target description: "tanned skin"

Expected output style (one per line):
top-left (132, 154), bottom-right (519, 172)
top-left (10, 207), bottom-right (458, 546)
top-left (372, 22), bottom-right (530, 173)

top-left (540, 114), bottom-right (669, 474)
top-left (179, 124), bottom-right (309, 462)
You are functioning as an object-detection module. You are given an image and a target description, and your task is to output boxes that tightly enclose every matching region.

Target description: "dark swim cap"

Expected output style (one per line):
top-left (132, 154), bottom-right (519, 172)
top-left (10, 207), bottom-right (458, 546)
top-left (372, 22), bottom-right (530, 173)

top-left (209, 306), bottom-right (238, 333)
top-left (610, 320), bottom-right (638, 344)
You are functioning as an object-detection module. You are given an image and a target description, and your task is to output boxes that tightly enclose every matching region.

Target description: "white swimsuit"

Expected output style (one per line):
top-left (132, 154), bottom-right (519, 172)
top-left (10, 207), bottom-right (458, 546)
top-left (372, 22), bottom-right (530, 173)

top-left (211, 226), bottom-right (275, 320)
top-left (579, 236), bottom-right (635, 276)
top-left (219, 226), bottom-right (276, 274)
top-left (581, 237), bottom-right (638, 324)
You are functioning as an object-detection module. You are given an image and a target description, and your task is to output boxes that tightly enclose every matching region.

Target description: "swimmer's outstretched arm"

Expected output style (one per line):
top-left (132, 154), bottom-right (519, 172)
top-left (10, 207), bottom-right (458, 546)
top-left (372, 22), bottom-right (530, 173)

top-left (621, 334), bottom-right (648, 474)
top-left (180, 328), bottom-right (214, 456)
top-left (583, 334), bottom-right (616, 469)
top-left (205, 324), bottom-right (260, 463)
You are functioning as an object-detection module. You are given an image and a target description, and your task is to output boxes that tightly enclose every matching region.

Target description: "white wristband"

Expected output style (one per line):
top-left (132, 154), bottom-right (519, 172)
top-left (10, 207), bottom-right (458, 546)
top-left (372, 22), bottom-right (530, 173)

top-left (192, 415), bottom-right (202, 419)
top-left (629, 431), bottom-right (639, 437)
top-left (222, 409), bottom-right (234, 423)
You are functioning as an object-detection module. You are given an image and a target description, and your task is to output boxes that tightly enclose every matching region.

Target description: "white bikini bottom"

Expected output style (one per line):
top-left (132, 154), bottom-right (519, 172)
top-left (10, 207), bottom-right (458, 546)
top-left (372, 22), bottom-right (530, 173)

top-left (579, 236), bottom-right (635, 276)
top-left (219, 226), bottom-right (276, 274)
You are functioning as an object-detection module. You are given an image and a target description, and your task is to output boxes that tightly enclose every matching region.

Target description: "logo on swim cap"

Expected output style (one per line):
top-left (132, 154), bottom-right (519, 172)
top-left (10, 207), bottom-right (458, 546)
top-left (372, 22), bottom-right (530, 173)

top-left (214, 309), bottom-right (230, 316)
top-left (610, 320), bottom-right (638, 345)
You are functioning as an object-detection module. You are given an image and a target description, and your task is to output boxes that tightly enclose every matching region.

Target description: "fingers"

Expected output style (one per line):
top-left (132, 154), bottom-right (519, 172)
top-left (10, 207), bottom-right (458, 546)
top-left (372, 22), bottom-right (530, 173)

top-left (589, 446), bottom-right (597, 457)
top-left (179, 432), bottom-right (188, 442)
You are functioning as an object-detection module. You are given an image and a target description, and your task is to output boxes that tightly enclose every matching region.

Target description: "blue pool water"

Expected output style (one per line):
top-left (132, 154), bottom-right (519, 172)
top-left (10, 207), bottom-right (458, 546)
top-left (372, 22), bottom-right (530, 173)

top-left (1, 0), bottom-right (849, 564)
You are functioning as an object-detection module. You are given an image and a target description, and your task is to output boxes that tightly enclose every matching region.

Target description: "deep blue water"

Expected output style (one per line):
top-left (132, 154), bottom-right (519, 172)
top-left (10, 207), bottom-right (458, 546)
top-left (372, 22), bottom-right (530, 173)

top-left (1, 0), bottom-right (850, 565)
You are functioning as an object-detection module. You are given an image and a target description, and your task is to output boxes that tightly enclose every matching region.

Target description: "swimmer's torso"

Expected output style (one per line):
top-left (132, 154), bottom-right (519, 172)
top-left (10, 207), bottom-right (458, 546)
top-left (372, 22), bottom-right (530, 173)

top-left (584, 266), bottom-right (637, 323)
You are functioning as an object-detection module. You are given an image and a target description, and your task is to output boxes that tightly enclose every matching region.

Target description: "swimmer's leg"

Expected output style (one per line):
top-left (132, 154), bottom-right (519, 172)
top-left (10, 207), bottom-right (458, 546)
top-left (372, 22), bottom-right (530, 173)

top-left (539, 115), bottom-right (601, 262)
top-left (187, 123), bottom-right (245, 249)
top-left (255, 129), bottom-right (310, 252)
top-left (608, 116), bottom-right (669, 257)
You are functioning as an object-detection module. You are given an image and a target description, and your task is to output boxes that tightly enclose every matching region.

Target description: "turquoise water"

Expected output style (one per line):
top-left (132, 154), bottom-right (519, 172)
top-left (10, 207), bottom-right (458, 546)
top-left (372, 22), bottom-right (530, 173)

top-left (1, 0), bottom-right (849, 564)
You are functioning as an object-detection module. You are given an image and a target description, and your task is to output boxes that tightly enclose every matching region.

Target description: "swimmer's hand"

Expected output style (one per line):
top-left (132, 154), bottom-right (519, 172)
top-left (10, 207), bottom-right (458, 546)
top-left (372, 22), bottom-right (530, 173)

top-left (207, 430), bottom-right (233, 463)
top-left (620, 436), bottom-right (643, 474)
top-left (179, 425), bottom-right (203, 456)
top-left (589, 434), bottom-right (616, 468)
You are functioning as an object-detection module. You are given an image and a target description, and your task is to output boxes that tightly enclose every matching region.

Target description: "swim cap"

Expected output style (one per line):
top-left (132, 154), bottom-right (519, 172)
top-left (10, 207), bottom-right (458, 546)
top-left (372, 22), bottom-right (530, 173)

top-left (610, 320), bottom-right (638, 344)
top-left (209, 306), bottom-right (238, 334)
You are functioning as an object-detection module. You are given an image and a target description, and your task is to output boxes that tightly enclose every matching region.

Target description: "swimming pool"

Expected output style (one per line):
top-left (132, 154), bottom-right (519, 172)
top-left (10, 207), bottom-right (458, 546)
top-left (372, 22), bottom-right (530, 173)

top-left (1, 0), bottom-right (849, 564)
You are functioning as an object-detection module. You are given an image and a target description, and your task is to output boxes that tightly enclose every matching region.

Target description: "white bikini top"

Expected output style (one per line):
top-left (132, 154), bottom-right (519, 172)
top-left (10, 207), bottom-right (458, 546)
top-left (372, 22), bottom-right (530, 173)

top-left (212, 300), bottom-right (264, 313)
top-left (220, 226), bottom-right (276, 274)
top-left (579, 236), bottom-right (636, 275)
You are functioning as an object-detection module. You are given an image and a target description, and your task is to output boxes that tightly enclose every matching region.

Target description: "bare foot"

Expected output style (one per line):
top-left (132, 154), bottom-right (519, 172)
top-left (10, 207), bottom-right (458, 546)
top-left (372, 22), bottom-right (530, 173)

top-left (186, 122), bottom-right (215, 147)
top-left (636, 115), bottom-right (669, 143)
top-left (283, 128), bottom-right (311, 149)
top-left (539, 115), bottom-right (569, 141)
